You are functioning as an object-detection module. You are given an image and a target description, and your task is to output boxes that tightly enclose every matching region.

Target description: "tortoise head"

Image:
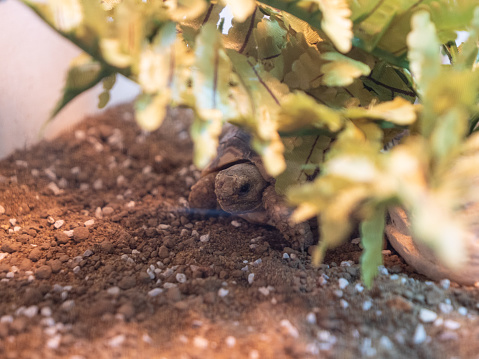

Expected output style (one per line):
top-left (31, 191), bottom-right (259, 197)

top-left (215, 163), bottom-right (268, 214)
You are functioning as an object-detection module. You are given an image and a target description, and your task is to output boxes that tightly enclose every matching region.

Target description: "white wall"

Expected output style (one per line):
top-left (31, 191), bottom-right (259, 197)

top-left (0, 0), bottom-right (140, 159)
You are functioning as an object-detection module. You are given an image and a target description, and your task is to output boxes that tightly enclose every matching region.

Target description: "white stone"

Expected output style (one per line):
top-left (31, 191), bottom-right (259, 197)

top-left (84, 219), bottom-right (95, 226)
top-left (419, 308), bottom-right (438, 323)
top-left (200, 234), bottom-right (210, 242)
top-left (193, 336), bottom-right (208, 349)
top-left (60, 300), bottom-right (75, 311)
top-left (24, 305), bottom-right (39, 318)
top-left (439, 279), bottom-right (450, 289)
top-left (248, 273), bottom-right (255, 285)
top-left (108, 334), bottom-right (126, 348)
top-left (306, 312), bottom-right (317, 325)
top-left (355, 283), bottom-right (364, 293)
top-left (41, 307), bottom-right (52, 317)
top-left (258, 287), bottom-right (270, 296)
top-left (458, 307), bottom-right (467, 316)
top-left (46, 334), bottom-right (62, 349)
top-left (280, 319), bottom-right (299, 338)
top-left (282, 253), bottom-right (290, 259)
top-left (0, 205), bottom-right (5, 214)
top-left (249, 350), bottom-right (259, 359)
top-left (444, 320), bottom-right (461, 330)
top-left (148, 288), bottom-right (164, 297)
top-left (439, 302), bottom-right (453, 314)
top-left (363, 300), bottom-right (372, 311)
top-left (225, 336), bottom-right (236, 347)
top-left (0, 315), bottom-right (13, 323)
top-left (413, 324), bottom-right (427, 344)
top-left (218, 288), bottom-right (229, 297)
top-left (63, 230), bottom-right (74, 237)
top-left (317, 275), bottom-right (328, 286)
top-left (340, 299), bottom-right (349, 309)
top-left (231, 220), bottom-right (241, 227)
top-left (176, 273), bottom-right (187, 283)
top-left (54, 220), bottom-right (64, 229)
top-left (338, 278), bottom-right (349, 289)
top-left (379, 336), bottom-right (394, 350)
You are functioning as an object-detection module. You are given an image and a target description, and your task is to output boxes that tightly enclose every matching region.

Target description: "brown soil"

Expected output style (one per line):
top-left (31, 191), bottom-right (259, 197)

top-left (0, 104), bottom-right (478, 359)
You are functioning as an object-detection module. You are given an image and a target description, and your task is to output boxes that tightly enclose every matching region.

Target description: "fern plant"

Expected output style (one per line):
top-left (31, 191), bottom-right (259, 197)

top-left (17, 0), bottom-right (479, 286)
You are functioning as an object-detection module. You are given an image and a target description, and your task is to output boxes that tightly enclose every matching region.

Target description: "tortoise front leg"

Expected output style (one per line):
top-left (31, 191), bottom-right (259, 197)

top-left (188, 172), bottom-right (219, 209)
top-left (262, 185), bottom-right (314, 251)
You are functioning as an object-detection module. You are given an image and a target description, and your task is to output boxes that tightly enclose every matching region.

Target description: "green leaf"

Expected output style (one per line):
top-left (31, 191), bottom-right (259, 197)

top-left (407, 11), bottom-right (440, 92)
top-left (97, 91), bottom-right (110, 109)
top-left (317, 0), bottom-right (353, 53)
top-left (275, 134), bottom-right (331, 194)
top-left (50, 53), bottom-right (112, 119)
top-left (135, 91), bottom-right (171, 131)
top-left (360, 205), bottom-right (385, 288)
top-left (321, 52), bottom-right (371, 87)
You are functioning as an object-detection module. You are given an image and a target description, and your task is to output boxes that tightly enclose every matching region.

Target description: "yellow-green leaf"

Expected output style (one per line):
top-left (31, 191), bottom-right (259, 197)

top-left (135, 91), bottom-right (171, 131)
top-left (321, 52), bottom-right (371, 87)
top-left (316, 0), bottom-right (353, 53)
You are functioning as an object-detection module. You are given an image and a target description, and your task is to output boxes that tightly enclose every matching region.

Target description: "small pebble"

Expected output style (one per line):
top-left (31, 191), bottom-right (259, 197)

top-left (282, 253), bottom-right (290, 259)
top-left (338, 278), bottom-right (349, 289)
top-left (108, 334), bottom-right (125, 348)
top-left (84, 219), bottom-right (95, 226)
top-left (413, 324), bottom-right (427, 344)
top-left (258, 287), bottom-right (270, 296)
top-left (355, 283), bottom-right (364, 293)
top-left (306, 312), bottom-right (317, 325)
top-left (444, 320), bottom-right (461, 330)
top-left (317, 275), bottom-right (327, 286)
top-left (41, 307), bottom-right (52, 317)
top-left (379, 336), bottom-right (394, 350)
top-left (60, 300), bottom-right (75, 312)
top-left (176, 273), bottom-right (187, 283)
top-left (148, 288), bottom-right (164, 297)
top-left (54, 220), bottom-right (64, 229)
top-left (0, 205), bottom-right (5, 214)
top-left (458, 307), bottom-right (467, 316)
top-left (231, 220), bottom-right (241, 227)
top-left (193, 336), bottom-right (208, 349)
top-left (107, 287), bottom-right (120, 296)
top-left (419, 308), bottom-right (438, 323)
top-left (363, 300), bottom-right (372, 311)
top-left (225, 336), bottom-right (236, 347)
top-left (439, 302), bottom-right (453, 314)
top-left (248, 273), bottom-right (255, 284)
top-left (438, 279), bottom-right (450, 289)
top-left (280, 319), bottom-right (299, 338)
top-left (47, 334), bottom-right (62, 349)
top-left (200, 234), bottom-right (210, 243)
top-left (23, 306), bottom-right (38, 318)
top-left (340, 299), bottom-right (349, 309)
top-left (218, 288), bottom-right (229, 297)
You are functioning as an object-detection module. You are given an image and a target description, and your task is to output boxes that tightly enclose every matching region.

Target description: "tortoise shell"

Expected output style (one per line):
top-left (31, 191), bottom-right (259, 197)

top-left (202, 124), bottom-right (272, 182)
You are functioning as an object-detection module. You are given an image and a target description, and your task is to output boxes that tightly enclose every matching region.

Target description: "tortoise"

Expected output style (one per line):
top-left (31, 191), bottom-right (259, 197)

top-left (188, 124), bottom-right (314, 250)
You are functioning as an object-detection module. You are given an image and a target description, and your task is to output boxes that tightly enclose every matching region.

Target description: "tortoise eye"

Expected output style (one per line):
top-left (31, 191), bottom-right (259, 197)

top-left (239, 183), bottom-right (251, 194)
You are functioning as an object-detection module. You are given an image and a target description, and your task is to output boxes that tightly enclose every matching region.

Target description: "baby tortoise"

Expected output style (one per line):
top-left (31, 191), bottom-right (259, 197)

top-left (188, 124), bottom-right (314, 250)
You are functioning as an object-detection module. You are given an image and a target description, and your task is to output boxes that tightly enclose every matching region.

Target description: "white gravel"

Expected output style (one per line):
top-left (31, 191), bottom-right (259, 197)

top-left (413, 324), bottom-right (427, 344)
top-left (338, 278), bottom-right (349, 289)
top-left (218, 288), bottom-right (229, 297)
top-left (419, 308), bottom-right (438, 323)
top-left (148, 288), bottom-right (164, 297)
top-left (248, 273), bottom-right (255, 284)
top-left (193, 336), bottom-right (209, 349)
